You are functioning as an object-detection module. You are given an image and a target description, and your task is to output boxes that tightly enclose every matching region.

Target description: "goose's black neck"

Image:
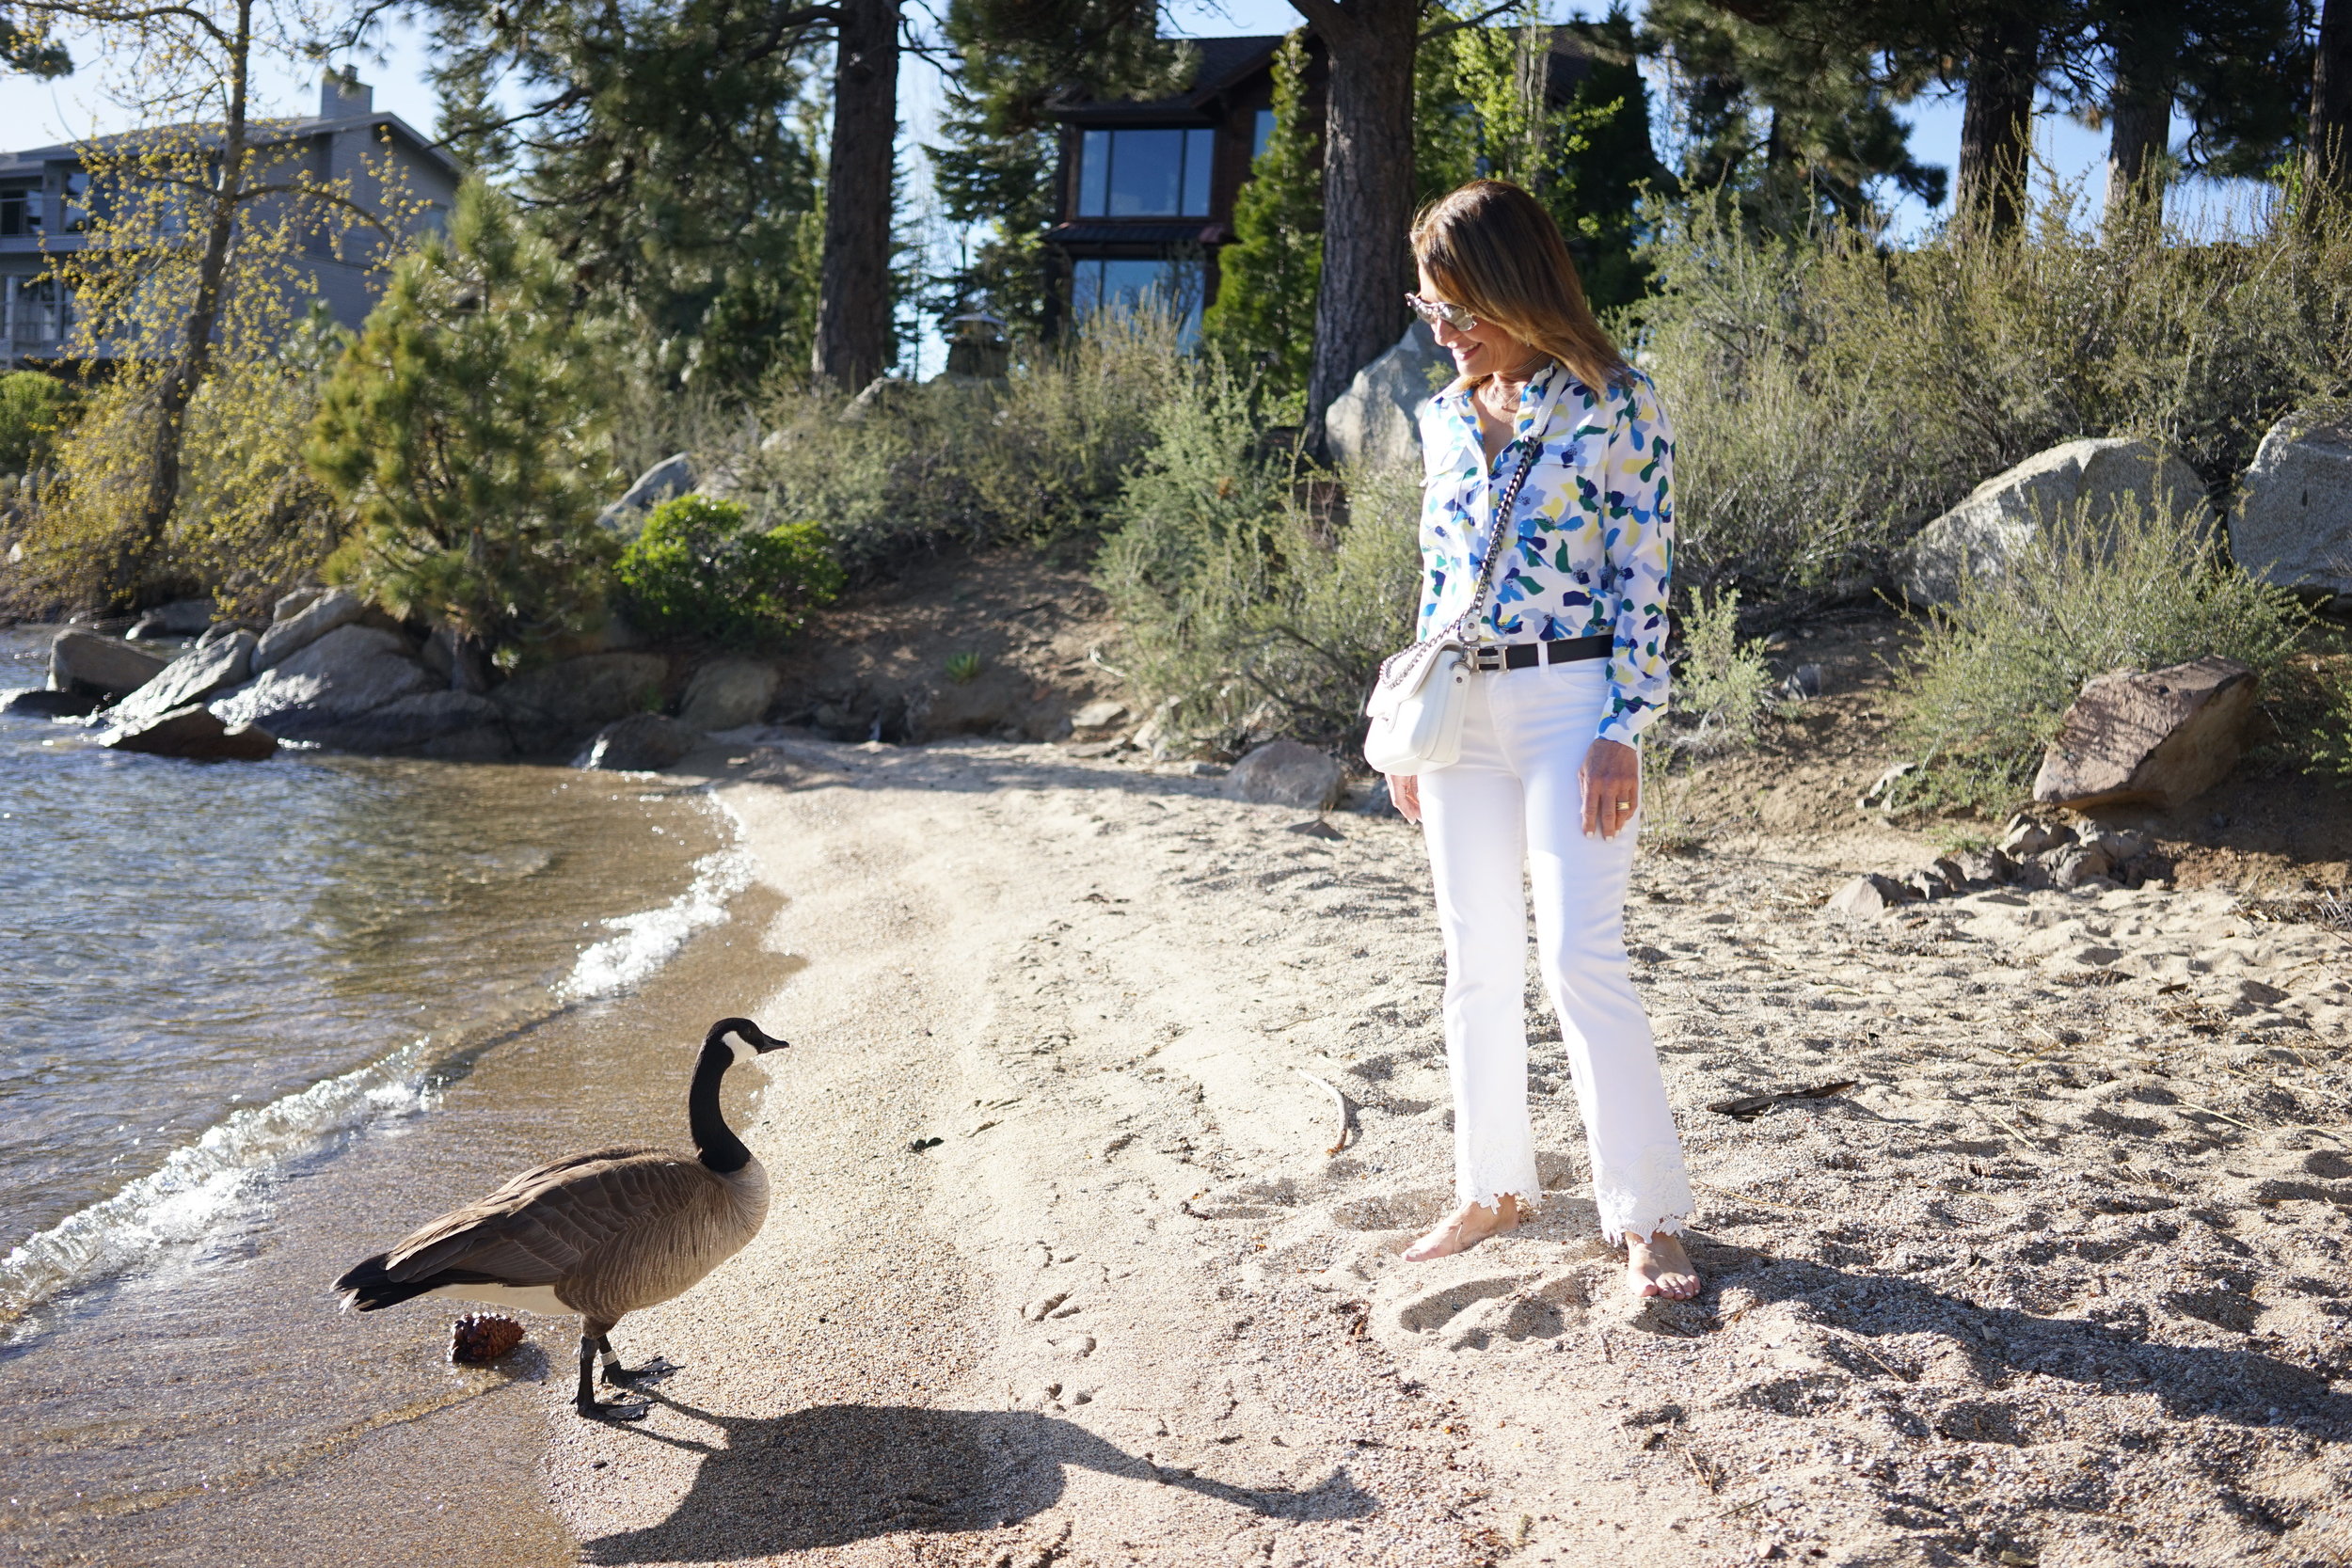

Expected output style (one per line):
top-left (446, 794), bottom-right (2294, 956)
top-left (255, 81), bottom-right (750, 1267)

top-left (690, 1029), bottom-right (752, 1174)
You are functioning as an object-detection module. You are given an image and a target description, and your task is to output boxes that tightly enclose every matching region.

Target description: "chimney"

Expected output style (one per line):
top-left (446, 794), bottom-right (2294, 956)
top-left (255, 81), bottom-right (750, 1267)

top-left (319, 63), bottom-right (373, 119)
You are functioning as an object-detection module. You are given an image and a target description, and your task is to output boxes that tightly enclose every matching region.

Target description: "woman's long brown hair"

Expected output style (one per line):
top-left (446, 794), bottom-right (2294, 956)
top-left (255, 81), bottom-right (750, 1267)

top-left (1410, 178), bottom-right (1629, 395)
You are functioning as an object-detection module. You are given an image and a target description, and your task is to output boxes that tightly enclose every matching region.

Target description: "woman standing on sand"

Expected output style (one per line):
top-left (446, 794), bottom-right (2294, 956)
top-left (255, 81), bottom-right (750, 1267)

top-left (1385, 179), bottom-right (1699, 1301)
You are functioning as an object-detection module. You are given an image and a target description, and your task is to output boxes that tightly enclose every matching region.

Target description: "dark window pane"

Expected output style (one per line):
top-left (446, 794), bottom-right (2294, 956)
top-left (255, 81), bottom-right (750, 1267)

top-left (1072, 259), bottom-right (1104, 316)
top-left (1106, 129), bottom-right (1183, 215)
top-left (1079, 131), bottom-right (1110, 217)
top-left (1253, 110), bottom-right (1275, 162)
top-left (1183, 128), bottom-right (1214, 215)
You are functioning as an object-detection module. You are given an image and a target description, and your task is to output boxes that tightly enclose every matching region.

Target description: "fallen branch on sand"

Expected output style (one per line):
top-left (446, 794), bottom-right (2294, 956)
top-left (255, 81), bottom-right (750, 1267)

top-left (1293, 1069), bottom-right (1354, 1155)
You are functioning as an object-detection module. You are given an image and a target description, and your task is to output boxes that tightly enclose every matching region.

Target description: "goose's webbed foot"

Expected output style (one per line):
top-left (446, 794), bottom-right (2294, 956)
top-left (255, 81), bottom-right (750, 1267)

top-left (576, 1396), bottom-right (648, 1421)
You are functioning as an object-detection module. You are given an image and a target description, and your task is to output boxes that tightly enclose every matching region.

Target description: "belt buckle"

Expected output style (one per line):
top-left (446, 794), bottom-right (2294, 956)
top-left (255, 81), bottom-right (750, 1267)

top-left (1468, 644), bottom-right (1505, 673)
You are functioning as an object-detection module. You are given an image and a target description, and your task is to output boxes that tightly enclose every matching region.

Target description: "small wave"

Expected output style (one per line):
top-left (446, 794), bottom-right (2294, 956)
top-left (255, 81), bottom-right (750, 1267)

top-left (0, 1043), bottom-right (436, 1328)
top-left (559, 797), bottom-right (752, 1002)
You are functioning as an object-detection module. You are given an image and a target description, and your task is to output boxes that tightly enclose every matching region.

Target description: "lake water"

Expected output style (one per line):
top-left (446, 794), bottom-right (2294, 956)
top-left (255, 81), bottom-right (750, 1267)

top-left (0, 626), bottom-right (760, 1564)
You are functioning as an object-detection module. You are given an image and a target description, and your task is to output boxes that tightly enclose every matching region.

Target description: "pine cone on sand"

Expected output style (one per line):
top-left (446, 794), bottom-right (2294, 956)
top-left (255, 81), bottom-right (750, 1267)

top-left (448, 1312), bottom-right (526, 1364)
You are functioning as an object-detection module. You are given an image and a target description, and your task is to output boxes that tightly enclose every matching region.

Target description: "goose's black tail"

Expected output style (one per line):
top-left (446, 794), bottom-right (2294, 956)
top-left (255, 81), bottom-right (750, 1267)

top-left (333, 1252), bottom-right (437, 1312)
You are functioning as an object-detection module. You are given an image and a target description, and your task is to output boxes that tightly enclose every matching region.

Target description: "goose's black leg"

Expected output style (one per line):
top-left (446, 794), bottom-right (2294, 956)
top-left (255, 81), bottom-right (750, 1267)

top-left (576, 1322), bottom-right (644, 1420)
top-left (598, 1328), bottom-right (674, 1387)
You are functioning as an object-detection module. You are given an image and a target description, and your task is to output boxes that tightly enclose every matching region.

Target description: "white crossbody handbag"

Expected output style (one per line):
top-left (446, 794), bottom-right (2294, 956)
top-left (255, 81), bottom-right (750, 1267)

top-left (1362, 378), bottom-right (1563, 776)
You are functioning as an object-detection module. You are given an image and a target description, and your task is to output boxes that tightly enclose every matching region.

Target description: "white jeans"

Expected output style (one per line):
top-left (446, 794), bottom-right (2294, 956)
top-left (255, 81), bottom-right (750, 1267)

top-left (1418, 659), bottom-right (1694, 1242)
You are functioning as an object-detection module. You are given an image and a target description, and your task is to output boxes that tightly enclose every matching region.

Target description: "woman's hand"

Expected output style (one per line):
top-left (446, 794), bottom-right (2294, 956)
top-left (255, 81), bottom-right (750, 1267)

top-left (1387, 773), bottom-right (1422, 824)
top-left (1580, 738), bottom-right (1640, 839)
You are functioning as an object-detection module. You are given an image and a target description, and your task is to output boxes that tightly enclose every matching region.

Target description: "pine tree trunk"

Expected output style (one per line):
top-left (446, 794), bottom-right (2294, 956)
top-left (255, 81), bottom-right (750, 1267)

top-left (813, 0), bottom-right (899, 391)
top-left (1294, 0), bottom-right (1418, 457)
top-left (1955, 9), bottom-right (2041, 236)
top-left (2313, 0), bottom-right (2352, 196)
top-left (116, 0), bottom-right (253, 601)
top-left (2103, 10), bottom-right (2179, 229)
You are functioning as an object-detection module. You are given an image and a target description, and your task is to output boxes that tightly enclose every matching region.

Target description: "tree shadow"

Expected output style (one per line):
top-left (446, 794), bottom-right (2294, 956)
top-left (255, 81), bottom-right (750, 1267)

top-left (578, 1398), bottom-right (1374, 1563)
top-left (1707, 1254), bottom-right (2352, 1442)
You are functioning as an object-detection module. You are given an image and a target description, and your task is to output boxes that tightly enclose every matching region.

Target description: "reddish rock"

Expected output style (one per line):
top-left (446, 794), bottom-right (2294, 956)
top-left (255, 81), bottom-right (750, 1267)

top-left (2032, 657), bottom-right (2257, 811)
top-left (101, 703), bottom-right (278, 761)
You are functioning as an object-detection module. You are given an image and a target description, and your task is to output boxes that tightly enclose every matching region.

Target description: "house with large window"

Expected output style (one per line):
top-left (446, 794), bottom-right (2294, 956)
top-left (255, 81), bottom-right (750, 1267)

top-left (0, 69), bottom-right (462, 369)
top-left (1042, 27), bottom-right (1604, 340)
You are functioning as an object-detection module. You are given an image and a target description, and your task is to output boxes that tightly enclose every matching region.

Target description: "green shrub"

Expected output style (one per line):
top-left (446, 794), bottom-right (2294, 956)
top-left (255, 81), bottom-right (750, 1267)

top-left (1629, 184), bottom-right (2352, 594)
top-left (1097, 354), bottom-right (1420, 751)
top-left (708, 306), bottom-right (1188, 579)
top-left (0, 372), bottom-right (73, 475)
top-left (1670, 584), bottom-right (1777, 752)
top-left (615, 494), bottom-right (844, 646)
top-left (1897, 496), bottom-right (2309, 812)
top-left (309, 182), bottom-right (619, 656)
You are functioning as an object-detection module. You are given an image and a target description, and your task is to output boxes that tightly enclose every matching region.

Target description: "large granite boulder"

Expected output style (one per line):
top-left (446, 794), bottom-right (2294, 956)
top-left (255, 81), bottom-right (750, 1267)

top-left (491, 652), bottom-right (670, 746)
top-left (108, 630), bottom-right (258, 728)
top-left (1900, 438), bottom-right (2213, 606)
top-left (252, 587), bottom-right (366, 673)
top-left (1324, 325), bottom-right (1452, 472)
top-left (596, 452), bottom-right (695, 533)
top-left (49, 629), bottom-right (171, 697)
top-left (100, 703), bottom-right (278, 761)
top-left (211, 625), bottom-right (436, 743)
top-left (2031, 656), bottom-right (2258, 810)
top-left (331, 690), bottom-right (514, 760)
top-left (579, 713), bottom-right (701, 771)
top-left (2230, 403), bottom-right (2352, 599)
top-left (1220, 740), bottom-right (1344, 811)
top-left (677, 657), bottom-right (780, 731)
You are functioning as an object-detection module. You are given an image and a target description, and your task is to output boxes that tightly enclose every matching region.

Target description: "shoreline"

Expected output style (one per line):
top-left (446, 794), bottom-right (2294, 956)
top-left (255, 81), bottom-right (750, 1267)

top-left (0, 711), bottom-right (752, 1568)
top-left (544, 734), bottom-right (2352, 1566)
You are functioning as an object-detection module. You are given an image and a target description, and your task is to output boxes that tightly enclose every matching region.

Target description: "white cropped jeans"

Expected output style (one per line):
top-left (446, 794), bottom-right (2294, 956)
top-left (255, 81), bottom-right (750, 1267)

top-left (1418, 658), bottom-right (1694, 1242)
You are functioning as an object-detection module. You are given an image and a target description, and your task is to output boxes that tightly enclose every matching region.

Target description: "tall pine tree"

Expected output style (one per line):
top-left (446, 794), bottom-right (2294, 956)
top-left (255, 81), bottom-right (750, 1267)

top-left (1200, 31), bottom-right (1323, 408)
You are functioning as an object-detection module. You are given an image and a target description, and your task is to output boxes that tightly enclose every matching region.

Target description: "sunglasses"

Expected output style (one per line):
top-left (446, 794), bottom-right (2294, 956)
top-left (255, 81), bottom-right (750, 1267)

top-left (1406, 293), bottom-right (1479, 332)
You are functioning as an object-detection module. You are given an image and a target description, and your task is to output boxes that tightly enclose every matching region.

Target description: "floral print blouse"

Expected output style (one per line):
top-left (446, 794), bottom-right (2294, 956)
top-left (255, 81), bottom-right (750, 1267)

top-left (1415, 360), bottom-right (1676, 747)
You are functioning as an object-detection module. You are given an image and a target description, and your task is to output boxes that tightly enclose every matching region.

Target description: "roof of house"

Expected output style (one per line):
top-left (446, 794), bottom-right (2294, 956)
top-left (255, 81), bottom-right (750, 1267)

top-left (1046, 33), bottom-right (1288, 125)
top-left (0, 110), bottom-right (464, 183)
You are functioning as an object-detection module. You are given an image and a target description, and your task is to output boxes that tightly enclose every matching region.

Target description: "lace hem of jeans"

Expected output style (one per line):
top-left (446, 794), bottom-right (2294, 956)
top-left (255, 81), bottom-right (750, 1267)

top-left (1459, 1181), bottom-right (1542, 1213)
top-left (1593, 1141), bottom-right (1694, 1245)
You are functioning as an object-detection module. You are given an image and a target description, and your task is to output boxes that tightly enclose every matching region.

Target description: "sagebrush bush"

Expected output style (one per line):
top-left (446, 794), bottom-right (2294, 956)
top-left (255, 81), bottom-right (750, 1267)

top-left (615, 494), bottom-right (844, 646)
top-left (1629, 184), bottom-right (2352, 594)
top-left (691, 308), bottom-right (1189, 579)
top-left (1097, 354), bottom-right (1421, 752)
top-left (1897, 495), bottom-right (2309, 812)
top-left (1670, 584), bottom-right (1777, 752)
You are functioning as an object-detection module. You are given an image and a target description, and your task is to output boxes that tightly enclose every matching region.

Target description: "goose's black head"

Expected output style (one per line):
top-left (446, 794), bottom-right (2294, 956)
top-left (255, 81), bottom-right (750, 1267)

top-left (706, 1018), bottom-right (789, 1065)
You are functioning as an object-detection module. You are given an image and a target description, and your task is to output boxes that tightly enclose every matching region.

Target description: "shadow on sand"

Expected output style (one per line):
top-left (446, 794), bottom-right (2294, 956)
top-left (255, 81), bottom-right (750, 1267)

top-left (579, 1398), bottom-right (1374, 1562)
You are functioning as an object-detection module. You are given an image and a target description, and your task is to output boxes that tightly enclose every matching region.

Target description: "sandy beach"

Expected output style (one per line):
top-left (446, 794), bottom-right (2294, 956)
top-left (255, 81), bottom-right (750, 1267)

top-left (527, 733), bottom-right (2352, 1567)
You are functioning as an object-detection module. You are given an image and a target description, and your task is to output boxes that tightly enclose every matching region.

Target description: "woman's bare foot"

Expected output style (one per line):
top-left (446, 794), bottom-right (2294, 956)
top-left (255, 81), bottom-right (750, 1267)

top-left (1403, 1195), bottom-right (1523, 1261)
top-left (1626, 1229), bottom-right (1700, 1299)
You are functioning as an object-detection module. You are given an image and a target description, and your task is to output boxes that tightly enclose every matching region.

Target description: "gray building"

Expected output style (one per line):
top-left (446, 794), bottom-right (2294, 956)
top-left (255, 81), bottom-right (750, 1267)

top-left (0, 69), bottom-right (463, 369)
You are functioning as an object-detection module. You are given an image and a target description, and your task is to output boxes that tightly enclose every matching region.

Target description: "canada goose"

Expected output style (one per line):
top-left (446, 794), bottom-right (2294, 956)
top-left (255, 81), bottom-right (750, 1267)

top-left (333, 1017), bottom-right (788, 1419)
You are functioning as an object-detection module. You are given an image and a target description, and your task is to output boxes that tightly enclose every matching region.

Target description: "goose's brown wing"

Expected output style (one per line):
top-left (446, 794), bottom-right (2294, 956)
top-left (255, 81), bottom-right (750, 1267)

top-left (377, 1147), bottom-right (711, 1288)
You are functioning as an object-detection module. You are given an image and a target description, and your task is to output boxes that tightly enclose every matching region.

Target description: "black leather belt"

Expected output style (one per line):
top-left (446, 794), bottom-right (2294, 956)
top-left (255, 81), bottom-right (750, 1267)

top-left (1467, 634), bottom-right (1612, 673)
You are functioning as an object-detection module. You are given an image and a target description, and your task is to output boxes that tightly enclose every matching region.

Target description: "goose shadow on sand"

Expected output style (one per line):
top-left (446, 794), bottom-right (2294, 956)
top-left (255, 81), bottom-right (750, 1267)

top-left (579, 1396), bottom-right (1374, 1562)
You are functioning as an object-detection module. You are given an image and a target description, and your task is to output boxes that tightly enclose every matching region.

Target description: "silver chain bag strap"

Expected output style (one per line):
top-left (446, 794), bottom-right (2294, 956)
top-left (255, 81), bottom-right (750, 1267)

top-left (1362, 376), bottom-right (1560, 776)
